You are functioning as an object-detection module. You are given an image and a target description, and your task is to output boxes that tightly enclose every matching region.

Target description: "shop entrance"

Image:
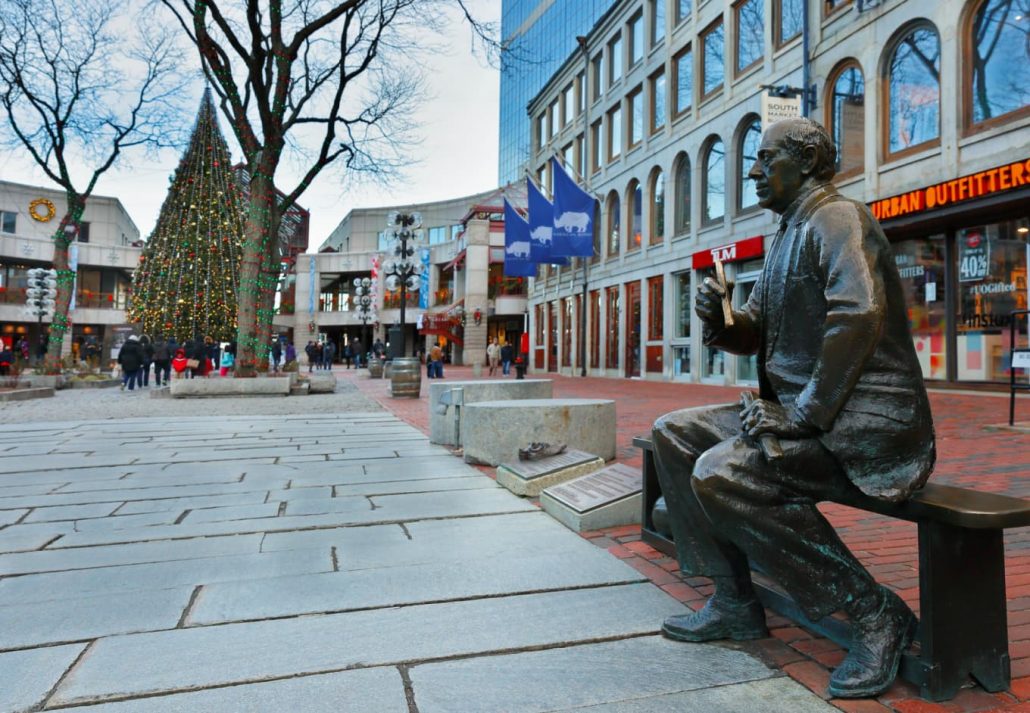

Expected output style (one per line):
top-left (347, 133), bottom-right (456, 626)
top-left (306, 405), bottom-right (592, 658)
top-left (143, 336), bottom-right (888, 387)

top-left (625, 280), bottom-right (641, 377)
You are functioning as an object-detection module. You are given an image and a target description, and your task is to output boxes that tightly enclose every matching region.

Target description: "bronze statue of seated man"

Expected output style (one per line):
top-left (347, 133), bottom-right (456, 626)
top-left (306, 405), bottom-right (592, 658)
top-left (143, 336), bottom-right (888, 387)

top-left (652, 117), bottom-right (935, 699)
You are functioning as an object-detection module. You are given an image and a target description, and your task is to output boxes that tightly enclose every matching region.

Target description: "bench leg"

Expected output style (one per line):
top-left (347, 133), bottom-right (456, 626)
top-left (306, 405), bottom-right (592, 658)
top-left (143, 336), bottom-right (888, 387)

top-left (914, 522), bottom-right (1010, 701)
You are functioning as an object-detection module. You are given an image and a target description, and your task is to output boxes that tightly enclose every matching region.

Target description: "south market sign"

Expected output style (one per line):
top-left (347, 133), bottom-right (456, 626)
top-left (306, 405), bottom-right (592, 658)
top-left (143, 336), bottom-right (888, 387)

top-left (870, 158), bottom-right (1030, 222)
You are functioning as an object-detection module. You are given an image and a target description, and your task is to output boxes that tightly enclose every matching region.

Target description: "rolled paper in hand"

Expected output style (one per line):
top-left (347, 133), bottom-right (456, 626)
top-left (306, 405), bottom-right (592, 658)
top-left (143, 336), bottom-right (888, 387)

top-left (714, 258), bottom-right (734, 328)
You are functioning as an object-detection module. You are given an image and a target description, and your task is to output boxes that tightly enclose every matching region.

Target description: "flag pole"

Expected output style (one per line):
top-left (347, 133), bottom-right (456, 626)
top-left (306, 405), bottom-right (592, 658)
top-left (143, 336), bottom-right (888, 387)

top-left (576, 35), bottom-right (590, 378)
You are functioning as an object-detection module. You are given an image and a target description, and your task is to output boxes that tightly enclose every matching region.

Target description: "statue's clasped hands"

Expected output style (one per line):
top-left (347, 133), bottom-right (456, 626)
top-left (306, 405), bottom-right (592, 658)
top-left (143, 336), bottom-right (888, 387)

top-left (739, 394), bottom-right (817, 440)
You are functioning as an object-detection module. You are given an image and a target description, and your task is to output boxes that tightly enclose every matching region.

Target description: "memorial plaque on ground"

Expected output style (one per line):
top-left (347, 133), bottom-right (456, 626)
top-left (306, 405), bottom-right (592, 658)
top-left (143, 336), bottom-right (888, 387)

top-left (541, 464), bottom-right (642, 532)
top-left (495, 450), bottom-right (604, 497)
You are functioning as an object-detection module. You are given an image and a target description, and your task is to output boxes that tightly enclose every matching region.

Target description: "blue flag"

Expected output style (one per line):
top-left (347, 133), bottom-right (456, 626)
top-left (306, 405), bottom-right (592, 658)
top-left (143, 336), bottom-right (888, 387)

top-left (503, 199), bottom-right (536, 277)
top-left (551, 157), bottom-right (596, 258)
top-left (526, 178), bottom-right (568, 266)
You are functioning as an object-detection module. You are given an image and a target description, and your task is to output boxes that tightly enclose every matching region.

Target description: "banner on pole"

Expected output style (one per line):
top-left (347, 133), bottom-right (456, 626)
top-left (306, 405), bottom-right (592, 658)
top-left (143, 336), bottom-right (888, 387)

top-left (550, 157), bottom-right (596, 258)
top-left (503, 199), bottom-right (536, 277)
top-left (526, 178), bottom-right (568, 266)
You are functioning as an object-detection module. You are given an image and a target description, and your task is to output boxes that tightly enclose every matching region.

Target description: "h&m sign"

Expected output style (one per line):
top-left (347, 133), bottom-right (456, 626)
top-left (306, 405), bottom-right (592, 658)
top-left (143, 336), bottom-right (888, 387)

top-left (692, 235), bottom-right (765, 270)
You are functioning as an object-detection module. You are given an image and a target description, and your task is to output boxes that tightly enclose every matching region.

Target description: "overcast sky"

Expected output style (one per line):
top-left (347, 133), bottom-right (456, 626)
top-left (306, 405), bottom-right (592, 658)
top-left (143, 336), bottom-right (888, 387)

top-left (0, 1), bottom-right (501, 251)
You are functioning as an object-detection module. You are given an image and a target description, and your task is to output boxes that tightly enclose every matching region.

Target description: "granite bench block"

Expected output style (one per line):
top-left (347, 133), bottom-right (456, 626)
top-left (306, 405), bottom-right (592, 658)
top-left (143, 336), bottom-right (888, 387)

top-left (462, 399), bottom-right (616, 466)
top-left (428, 379), bottom-right (553, 446)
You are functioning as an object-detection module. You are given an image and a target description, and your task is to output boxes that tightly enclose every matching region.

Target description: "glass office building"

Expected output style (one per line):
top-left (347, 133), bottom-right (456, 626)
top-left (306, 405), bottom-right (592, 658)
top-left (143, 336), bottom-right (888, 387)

top-left (499, 0), bottom-right (614, 184)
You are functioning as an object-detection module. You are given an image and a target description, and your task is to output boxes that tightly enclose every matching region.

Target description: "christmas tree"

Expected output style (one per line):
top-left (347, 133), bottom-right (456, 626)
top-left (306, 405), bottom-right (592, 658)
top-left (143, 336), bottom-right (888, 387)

top-left (130, 89), bottom-right (245, 342)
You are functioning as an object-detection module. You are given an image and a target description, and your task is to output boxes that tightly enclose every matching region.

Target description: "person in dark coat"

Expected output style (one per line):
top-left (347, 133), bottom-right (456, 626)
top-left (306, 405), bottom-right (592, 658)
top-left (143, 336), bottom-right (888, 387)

top-left (351, 339), bottom-right (363, 368)
top-left (117, 335), bottom-right (144, 391)
top-left (652, 118), bottom-right (935, 699)
top-left (304, 341), bottom-right (317, 372)
top-left (139, 335), bottom-right (154, 387)
top-left (271, 340), bottom-right (283, 373)
top-left (152, 336), bottom-right (171, 386)
top-left (322, 340), bottom-right (335, 370)
top-left (500, 342), bottom-right (514, 376)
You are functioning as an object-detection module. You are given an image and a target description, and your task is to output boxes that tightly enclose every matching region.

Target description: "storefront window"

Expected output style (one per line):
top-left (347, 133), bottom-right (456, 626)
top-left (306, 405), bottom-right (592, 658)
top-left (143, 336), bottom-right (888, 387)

top-left (735, 260), bottom-right (764, 383)
top-left (606, 287), bottom-right (620, 369)
top-left (648, 275), bottom-right (664, 340)
top-left (955, 219), bottom-right (1029, 382)
top-left (590, 289), bottom-right (601, 368)
top-left (562, 297), bottom-right (573, 367)
top-left (674, 272), bottom-right (691, 376)
top-left (893, 236), bottom-right (948, 379)
top-left (548, 301), bottom-right (558, 372)
top-left (698, 267), bottom-right (725, 379)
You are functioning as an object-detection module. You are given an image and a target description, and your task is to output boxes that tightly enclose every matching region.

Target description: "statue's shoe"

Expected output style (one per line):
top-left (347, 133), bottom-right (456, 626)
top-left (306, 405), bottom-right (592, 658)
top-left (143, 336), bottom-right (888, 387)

top-left (828, 589), bottom-right (917, 698)
top-left (661, 596), bottom-right (768, 642)
top-left (518, 442), bottom-right (567, 461)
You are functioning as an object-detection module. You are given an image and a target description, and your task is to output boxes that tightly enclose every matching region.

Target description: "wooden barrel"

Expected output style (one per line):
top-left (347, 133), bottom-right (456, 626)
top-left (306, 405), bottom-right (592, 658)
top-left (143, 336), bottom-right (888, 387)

top-left (389, 357), bottom-right (422, 398)
top-left (368, 360), bottom-right (384, 378)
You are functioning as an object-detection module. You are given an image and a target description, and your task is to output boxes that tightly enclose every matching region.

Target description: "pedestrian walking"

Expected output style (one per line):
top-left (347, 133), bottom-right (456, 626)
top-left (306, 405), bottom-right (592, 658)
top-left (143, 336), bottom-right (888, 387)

top-left (351, 339), bottom-right (363, 368)
top-left (219, 347), bottom-right (235, 376)
top-left (342, 342), bottom-right (353, 369)
top-left (117, 335), bottom-right (143, 391)
top-left (305, 341), bottom-right (317, 372)
top-left (284, 341), bottom-right (296, 368)
top-left (271, 340), bottom-right (283, 373)
top-left (322, 340), bottom-right (335, 370)
top-left (139, 335), bottom-right (154, 387)
top-left (428, 342), bottom-right (444, 379)
top-left (0, 343), bottom-right (12, 377)
top-left (35, 333), bottom-right (47, 366)
top-left (152, 335), bottom-right (171, 386)
top-left (487, 338), bottom-right (500, 377)
top-left (501, 342), bottom-right (514, 376)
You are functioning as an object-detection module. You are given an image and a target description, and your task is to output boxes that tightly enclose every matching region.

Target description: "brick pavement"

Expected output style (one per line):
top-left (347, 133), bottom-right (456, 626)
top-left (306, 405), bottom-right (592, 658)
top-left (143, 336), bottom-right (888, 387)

top-left (347, 365), bottom-right (1030, 713)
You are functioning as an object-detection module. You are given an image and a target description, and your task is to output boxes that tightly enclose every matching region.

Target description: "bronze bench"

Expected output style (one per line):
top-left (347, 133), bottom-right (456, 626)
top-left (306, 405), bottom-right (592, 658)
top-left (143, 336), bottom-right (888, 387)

top-left (633, 434), bottom-right (1030, 702)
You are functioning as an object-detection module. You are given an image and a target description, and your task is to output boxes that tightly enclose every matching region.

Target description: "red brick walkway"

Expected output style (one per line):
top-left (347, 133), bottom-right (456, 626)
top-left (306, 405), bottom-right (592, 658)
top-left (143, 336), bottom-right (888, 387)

top-left (345, 365), bottom-right (1030, 713)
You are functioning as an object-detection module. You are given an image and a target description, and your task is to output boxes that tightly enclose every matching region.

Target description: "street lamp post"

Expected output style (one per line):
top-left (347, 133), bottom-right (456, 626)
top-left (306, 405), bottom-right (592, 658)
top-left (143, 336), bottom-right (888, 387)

top-left (382, 211), bottom-right (424, 359)
top-left (25, 268), bottom-right (57, 363)
top-left (352, 276), bottom-right (376, 367)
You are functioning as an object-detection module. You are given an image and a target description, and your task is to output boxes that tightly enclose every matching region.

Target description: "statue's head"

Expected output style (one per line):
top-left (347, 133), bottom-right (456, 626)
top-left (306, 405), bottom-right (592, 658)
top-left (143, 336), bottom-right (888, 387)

top-left (748, 118), bottom-right (837, 215)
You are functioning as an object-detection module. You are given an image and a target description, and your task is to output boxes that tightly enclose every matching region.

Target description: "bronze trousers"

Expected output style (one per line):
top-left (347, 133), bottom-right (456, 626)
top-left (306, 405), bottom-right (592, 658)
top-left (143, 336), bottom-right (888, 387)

top-left (652, 403), bottom-right (878, 621)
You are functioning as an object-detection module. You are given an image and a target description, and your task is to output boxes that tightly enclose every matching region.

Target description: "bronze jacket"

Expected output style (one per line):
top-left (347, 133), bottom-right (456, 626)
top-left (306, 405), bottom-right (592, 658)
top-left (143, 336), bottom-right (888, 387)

top-left (708, 184), bottom-right (935, 501)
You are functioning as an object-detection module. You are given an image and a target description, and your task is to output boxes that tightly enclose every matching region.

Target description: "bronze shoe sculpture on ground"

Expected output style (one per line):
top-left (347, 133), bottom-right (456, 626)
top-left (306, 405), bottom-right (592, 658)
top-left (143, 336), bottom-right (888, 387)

top-left (661, 595), bottom-right (769, 643)
top-left (518, 442), bottom-right (567, 461)
top-left (828, 588), bottom-right (917, 698)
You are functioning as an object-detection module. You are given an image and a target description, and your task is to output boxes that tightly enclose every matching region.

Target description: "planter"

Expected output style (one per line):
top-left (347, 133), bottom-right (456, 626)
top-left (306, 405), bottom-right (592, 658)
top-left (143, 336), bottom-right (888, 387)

top-left (0, 387), bottom-right (55, 402)
top-left (368, 360), bottom-right (384, 378)
top-left (389, 357), bottom-right (422, 398)
top-left (68, 378), bottom-right (121, 389)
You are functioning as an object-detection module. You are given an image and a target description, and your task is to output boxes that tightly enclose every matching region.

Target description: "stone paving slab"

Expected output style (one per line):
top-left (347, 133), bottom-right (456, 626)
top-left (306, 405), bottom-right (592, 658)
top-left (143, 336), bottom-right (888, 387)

top-left (51, 583), bottom-right (683, 706)
top-left (67, 667), bottom-right (410, 713)
top-left (268, 486), bottom-right (333, 502)
top-left (0, 643), bottom-right (86, 713)
top-left (113, 492), bottom-right (271, 516)
top-left (0, 467), bottom-right (133, 488)
top-left (0, 533), bottom-right (263, 576)
top-left (0, 586), bottom-right (192, 650)
top-left (0, 508), bottom-right (29, 526)
top-left (330, 475), bottom-right (497, 498)
top-left (0, 522), bottom-right (73, 553)
top-left (0, 549), bottom-right (331, 604)
top-left (0, 480), bottom-right (281, 511)
top-left (0, 484), bottom-right (60, 497)
top-left (72, 511), bottom-right (184, 532)
top-left (0, 453), bottom-right (138, 474)
top-left (258, 522), bottom-right (411, 554)
top-left (21, 503), bottom-right (120, 523)
top-left (182, 503), bottom-right (282, 524)
top-left (188, 548), bottom-right (645, 625)
top-left (409, 636), bottom-right (778, 713)
top-left (545, 678), bottom-right (836, 713)
top-left (51, 490), bottom-right (538, 549)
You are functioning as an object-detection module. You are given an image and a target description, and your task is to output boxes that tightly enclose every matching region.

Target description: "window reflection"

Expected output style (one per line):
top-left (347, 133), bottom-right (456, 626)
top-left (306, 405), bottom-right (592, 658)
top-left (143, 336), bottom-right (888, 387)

top-left (704, 138), bottom-right (725, 223)
top-left (888, 26), bottom-right (940, 154)
top-left (739, 120), bottom-right (761, 210)
top-left (703, 22), bottom-right (724, 96)
top-left (778, 0), bottom-right (803, 45)
top-left (736, 0), bottom-right (764, 73)
top-left (675, 155), bottom-right (691, 233)
top-left (970, 0), bottom-right (1030, 125)
top-left (607, 191), bottom-right (621, 258)
top-left (831, 64), bottom-right (865, 175)
top-left (651, 172), bottom-right (665, 244)
top-left (628, 181), bottom-right (643, 251)
top-left (675, 47), bottom-right (693, 113)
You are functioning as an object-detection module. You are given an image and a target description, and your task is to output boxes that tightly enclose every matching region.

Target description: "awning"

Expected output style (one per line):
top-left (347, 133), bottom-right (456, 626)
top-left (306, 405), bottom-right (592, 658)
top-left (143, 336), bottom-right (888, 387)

top-left (443, 249), bottom-right (466, 271)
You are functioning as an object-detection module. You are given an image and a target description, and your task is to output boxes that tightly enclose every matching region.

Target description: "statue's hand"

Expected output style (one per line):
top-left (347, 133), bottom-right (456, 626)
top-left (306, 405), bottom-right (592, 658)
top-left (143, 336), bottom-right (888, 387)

top-left (695, 277), bottom-right (733, 330)
top-left (740, 398), bottom-right (817, 439)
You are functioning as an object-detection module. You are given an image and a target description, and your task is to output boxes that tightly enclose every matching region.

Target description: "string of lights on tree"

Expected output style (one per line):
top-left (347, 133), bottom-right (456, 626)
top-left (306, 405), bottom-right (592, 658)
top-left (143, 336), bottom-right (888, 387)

top-left (129, 89), bottom-right (244, 342)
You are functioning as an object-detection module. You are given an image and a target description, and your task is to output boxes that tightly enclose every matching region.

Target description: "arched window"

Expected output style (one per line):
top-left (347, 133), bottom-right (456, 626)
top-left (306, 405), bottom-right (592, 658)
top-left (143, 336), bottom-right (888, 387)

top-left (738, 118), bottom-right (761, 212)
top-left (674, 153), bottom-right (691, 235)
top-left (966, 0), bottom-right (1030, 130)
top-left (650, 169), bottom-right (665, 245)
top-left (606, 191), bottom-right (621, 259)
top-left (886, 23), bottom-right (940, 157)
top-left (627, 180), bottom-right (643, 251)
top-left (827, 61), bottom-right (865, 177)
top-left (703, 137), bottom-right (725, 225)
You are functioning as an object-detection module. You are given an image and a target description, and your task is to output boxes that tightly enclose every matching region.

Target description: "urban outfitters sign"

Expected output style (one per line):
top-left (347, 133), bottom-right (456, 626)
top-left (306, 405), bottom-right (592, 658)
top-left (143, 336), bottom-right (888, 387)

top-left (870, 158), bottom-right (1030, 221)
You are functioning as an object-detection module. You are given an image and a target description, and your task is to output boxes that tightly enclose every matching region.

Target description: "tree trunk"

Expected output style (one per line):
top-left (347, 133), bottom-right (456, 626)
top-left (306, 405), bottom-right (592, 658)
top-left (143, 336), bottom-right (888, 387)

top-left (234, 169), bottom-right (276, 377)
top-left (42, 194), bottom-right (86, 375)
top-left (253, 208), bottom-right (283, 359)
